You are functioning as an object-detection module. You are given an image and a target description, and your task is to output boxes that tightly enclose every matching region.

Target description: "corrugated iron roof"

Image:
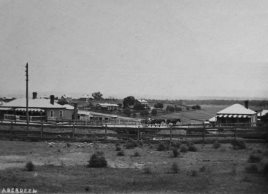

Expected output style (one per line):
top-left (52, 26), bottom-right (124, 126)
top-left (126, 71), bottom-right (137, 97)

top-left (2, 98), bottom-right (65, 109)
top-left (217, 104), bottom-right (256, 115)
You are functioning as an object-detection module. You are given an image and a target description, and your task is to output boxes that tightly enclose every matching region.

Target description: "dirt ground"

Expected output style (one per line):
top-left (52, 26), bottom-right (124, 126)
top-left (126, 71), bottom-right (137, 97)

top-left (0, 140), bottom-right (267, 193)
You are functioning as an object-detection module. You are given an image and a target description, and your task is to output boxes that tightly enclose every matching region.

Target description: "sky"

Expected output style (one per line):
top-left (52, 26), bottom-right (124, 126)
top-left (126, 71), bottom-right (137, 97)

top-left (0, 0), bottom-right (268, 99)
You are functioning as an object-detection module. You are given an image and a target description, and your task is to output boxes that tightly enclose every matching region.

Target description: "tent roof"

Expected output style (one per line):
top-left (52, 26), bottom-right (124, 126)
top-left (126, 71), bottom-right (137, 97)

top-left (217, 104), bottom-right (256, 115)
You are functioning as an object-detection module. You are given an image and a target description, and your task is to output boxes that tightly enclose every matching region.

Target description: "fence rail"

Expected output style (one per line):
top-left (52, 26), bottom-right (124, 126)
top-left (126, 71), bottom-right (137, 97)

top-left (0, 119), bottom-right (267, 143)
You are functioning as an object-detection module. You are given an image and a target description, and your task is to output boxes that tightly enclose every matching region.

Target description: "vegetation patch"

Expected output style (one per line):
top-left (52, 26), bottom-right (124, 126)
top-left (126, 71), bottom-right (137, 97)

top-left (248, 154), bottom-right (262, 163)
top-left (125, 140), bottom-right (139, 149)
top-left (157, 142), bottom-right (169, 151)
top-left (180, 144), bottom-right (189, 153)
top-left (231, 140), bottom-right (246, 150)
top-left (171, 162), bottom-right (179, 174)
top-left (213, 141), bottom-right (221, 149)
top-left (245, 164), bottom-right (258, 174)
top-left (87, 152), bottom-right (107, 168)
top-left (172, 148), bottom-right (179, 158)
top-left (25, 161), bottom-right (35, 171)
top-left (117, 150), bottom-right (125, 156)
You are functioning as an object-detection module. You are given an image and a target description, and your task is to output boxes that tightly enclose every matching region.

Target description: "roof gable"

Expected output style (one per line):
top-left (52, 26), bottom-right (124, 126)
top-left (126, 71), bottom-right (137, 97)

top-left (217, 104), bottom-right (256, 115)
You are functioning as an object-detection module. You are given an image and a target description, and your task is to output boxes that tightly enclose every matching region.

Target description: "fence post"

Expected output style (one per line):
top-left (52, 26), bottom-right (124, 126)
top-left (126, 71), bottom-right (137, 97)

top-left (137, 127), bottom-right (140, 141)
top-left (234, 127), bottom-right (237, 140)
top-left (105, 124), bottom-right (107, 141)
top-left (41, 120), bottom-right (44, 139)
top-left (72, 122), bottom-right (75, 139)
top-left (10, 120), bottom-right (13, 139)
top-left (202, 123), bottom-right (205, 145)
top-left (169, 125), bottom-right (172, 147)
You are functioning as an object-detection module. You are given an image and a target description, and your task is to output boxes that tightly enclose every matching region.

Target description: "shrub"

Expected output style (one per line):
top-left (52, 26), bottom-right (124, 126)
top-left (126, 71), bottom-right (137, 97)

top-left (117, 150), bottom-right (125, 156)
top-left (245, 164), bottom-right (258, 174)
top-left (171, 163), bottom-right (179, 174)
top-left (25, 161), bottom-right (35, 171)
top-left (143, 166), bottom-right (152, 174)
top-left (157, 143), bottom-right (168, 151)
top-left (232, 140), bottom-right (246, 150)
top-left (172, 148), bottom-right (179, 158)
top-left (213, 141), bottom-right (221, 149)
top-left (125, 140), bottom-right (138, 149)
top-left (248, 154), bottom-right (262, 163)
top-left (133, 151), bottom-right (140, 157)
top-left (188, 143), bottom-right (197, 152)
top-left (87, 152), bottom-right (107, 168)
top-left (262, 162), bottom-right (268, 178)
top-left (171, 142), bottom-right (181, 149)
top-left (115, 144), bottom-right (121, 151)
top-left (180, 144), bottom-right (188, 153)
top-left (190, 170), bottom-right (198, 177)
top-left (199, 166), bottom-right (206, 172)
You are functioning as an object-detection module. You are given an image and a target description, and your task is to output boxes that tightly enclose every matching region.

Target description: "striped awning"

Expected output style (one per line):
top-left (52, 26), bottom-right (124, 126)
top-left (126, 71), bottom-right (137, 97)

top-left (15, 108), bottom-right (45, 112)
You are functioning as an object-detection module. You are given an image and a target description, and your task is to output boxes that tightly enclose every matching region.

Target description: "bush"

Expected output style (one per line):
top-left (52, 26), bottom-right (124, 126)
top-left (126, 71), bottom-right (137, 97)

top-left (115, 143), bottom-right (121, 151)
top-left (25, 161), bottom-right (35, 171)
top-left (157, 143), bottom-right (168, 151)
top-left (125, 140), bottom-right (138, 149)
top-left (245, 164), bottom-right (258, 174)
top-left (87, 152), bottom-right (107, 168)
top-left (213, 141), bottom-right (221, 149)
top-left (172, 148), bottom-right (179, 158)
top-left (188, 144), bottom-right (197, 152)
top-left (171, 163), bottom-right (179, 174)
top-left (248, 154), bottom-right (262, 163)
top-left (180, 144), bottom-right (188, 153)
top-left (171, 141), bottom-right (181, 149)
top-left (232, 140), bottom-right (246, 150)
top-left (117, 150), bottom-right (125, 156)
top-left (190, 170), bottom-right (198, 177)
top-left (143, 166), bottom-right (152, 174)
top-left (199, 166), bottom-right (206, 172)
top-left (262, 162), bottom-right (268, 178)
top-left (133, 151), bottom-right (140, 157)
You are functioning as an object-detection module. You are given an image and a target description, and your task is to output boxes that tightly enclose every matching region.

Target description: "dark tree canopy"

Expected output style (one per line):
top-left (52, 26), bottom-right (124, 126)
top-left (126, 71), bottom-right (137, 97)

top-left (57, 96), bottom-right (68, 105)
top-left (92, 92), bottom-right (103, 100)
top-left (166, 105), bottom-right (175, 112)
top-left (154, 102), bottom-right (164, 109)
top-left (151, 109), bottom-right (157, 116)
top-left (140, 110), bottom-right (149, 117)
top-left (123, 96), bottom-right (136, 108)
top-left (123, 108), bottom-right (131, 117)
top-left (133, 100), bottom-right (145, 110)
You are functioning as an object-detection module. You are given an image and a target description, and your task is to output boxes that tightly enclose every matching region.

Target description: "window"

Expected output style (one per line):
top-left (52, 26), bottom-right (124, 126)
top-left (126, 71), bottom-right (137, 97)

top-left (50, 110), bottom-right (54, 118)
top-left (59, 110), bottom-right (63, 118)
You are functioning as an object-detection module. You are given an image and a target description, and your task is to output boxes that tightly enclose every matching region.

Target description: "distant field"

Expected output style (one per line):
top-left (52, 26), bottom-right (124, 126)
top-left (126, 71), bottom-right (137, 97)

top-left (154, 105), bottom-right (227, 124)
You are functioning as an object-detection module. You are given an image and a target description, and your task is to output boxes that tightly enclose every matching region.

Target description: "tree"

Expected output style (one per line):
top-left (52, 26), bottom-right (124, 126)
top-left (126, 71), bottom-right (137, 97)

top-left (166, 105), bottom-right (175, 112)
top-left (57, 96), bottom-right (68, 105)
top-left (123, 108), bottom-right (131, 117)
top-left (151, 109), bottom-right (157, 116)
top-left (140, 110), bottom-right (149, 117)
top-left (92, 92), bottom-right (103, 100)
top-left (133, 100), bottom-right (145, 110)
top-left (123, 96), bottom-right (136, 108)
top-left (154, 102), bottom-right (163, 109)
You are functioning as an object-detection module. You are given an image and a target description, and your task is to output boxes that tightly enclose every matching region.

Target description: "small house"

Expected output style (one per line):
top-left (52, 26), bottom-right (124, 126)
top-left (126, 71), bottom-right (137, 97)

top-left (0, 93), bottom-right (74, 122)
top-left (216, 103), bottom-right (257, 126)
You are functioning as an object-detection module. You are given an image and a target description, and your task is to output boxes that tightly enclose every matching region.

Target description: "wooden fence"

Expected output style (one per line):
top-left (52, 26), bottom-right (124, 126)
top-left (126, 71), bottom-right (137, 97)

top-left (0, 119), bottom-right (267, 143)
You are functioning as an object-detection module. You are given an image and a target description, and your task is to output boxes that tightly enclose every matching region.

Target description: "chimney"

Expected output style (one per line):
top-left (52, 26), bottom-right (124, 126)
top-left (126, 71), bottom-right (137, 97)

top-left (50, 95), bottom-right (55, 105)
top-left (244, 100), bottom-right (249, 109)
top-left (32, 92), bottom-right (37, 99)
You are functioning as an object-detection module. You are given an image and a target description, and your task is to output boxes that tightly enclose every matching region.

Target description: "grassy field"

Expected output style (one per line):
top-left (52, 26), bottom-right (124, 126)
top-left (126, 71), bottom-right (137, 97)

top-left (0, 140), bottom-right (268, 193)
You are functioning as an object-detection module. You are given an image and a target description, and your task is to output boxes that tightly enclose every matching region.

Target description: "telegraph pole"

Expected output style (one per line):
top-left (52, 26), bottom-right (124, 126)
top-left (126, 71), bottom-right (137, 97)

top-left (26, 63), bottom-right (29, 130)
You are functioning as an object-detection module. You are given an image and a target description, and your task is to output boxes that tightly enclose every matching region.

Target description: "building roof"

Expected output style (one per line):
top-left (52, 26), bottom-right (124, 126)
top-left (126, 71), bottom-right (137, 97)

top-left (257, 110), bottom-right (268, 117)
top-left (217, 104), bottom-right (256, 115)
top-left (98, 103), bottom-right (118, 107)
top-left (1, 98), bottom-right (65, 109)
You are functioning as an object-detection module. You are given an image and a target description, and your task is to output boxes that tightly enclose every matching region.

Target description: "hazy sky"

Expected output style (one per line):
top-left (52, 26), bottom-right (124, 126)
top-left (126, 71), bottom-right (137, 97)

top-left (0, 0), bottom-right (268, 99)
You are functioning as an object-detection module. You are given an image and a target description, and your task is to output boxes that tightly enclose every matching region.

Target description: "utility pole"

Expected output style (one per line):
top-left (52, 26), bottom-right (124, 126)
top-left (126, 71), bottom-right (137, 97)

top-left (26, 63), bottom-right (29, 130)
